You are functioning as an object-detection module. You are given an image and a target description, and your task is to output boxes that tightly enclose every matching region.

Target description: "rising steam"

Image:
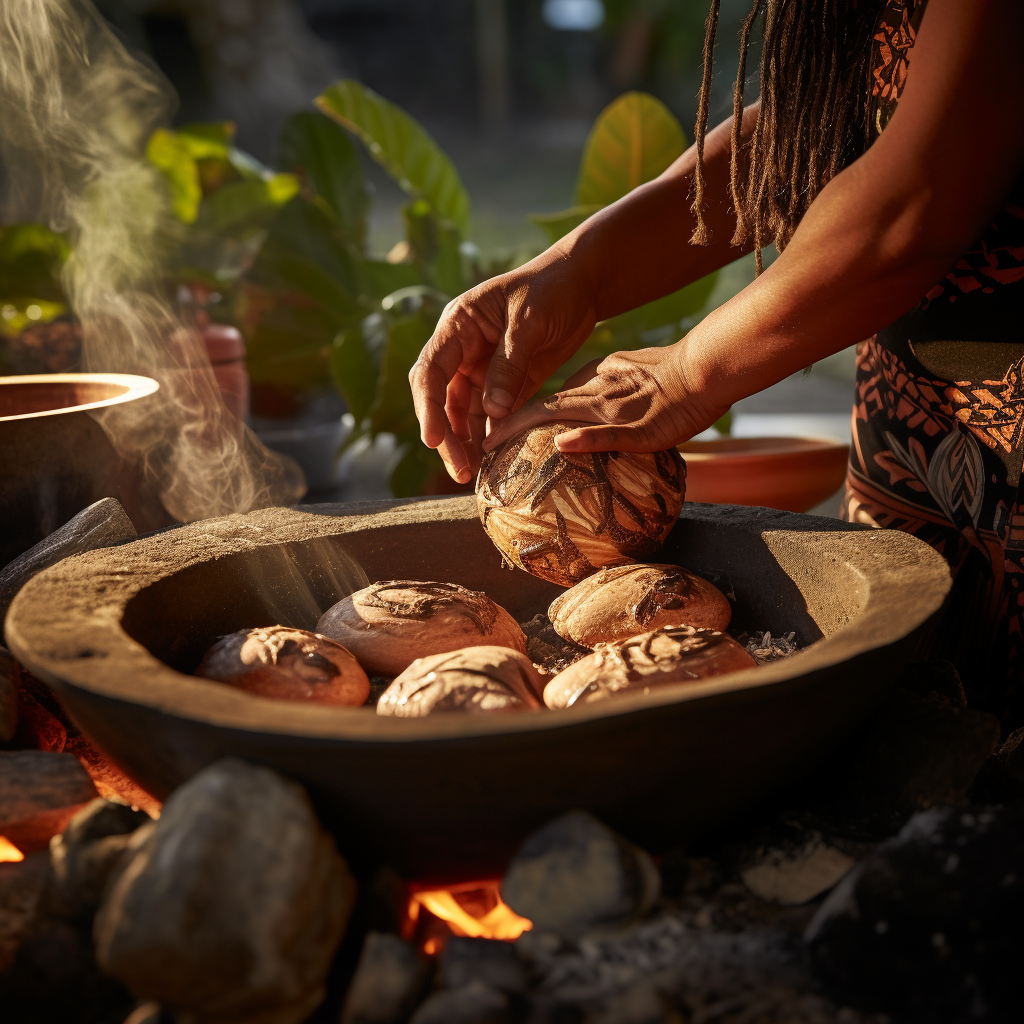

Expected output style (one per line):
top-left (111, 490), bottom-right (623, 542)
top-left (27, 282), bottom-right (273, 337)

top-left (0, 0), bottom-right (304, 523)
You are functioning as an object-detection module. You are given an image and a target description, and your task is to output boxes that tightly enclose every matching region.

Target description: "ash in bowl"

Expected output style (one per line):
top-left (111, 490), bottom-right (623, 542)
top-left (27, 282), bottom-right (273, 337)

top-left (737, 630), bottom-right (800, 665)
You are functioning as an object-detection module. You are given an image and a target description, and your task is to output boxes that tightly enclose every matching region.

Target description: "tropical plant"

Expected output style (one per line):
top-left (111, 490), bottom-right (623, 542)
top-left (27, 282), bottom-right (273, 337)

top-left (0, 223), bottom-right (69, 340)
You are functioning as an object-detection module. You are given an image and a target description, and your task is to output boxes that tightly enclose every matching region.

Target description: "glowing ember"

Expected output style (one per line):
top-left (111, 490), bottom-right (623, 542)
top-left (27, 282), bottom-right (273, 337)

top-left (0, 836), bottom-right (24, 863)
top-left (405, 879), bottom-right (532, 952)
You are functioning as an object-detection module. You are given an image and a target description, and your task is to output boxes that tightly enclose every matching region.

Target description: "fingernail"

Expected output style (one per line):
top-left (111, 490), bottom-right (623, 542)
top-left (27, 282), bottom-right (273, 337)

top-left (456, 467), bottom-right (471, 484)
top-left (486, 388), bottom-right (513, 412)
top-left (555, 429), bottom-right (581, 451)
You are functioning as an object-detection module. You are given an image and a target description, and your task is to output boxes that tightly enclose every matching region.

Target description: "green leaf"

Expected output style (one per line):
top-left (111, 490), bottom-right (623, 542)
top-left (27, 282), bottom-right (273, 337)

top-left (713, 408), bottom-right (733, 436)
top-left (146, 128), bottom-right (201, 222)
top-left (401, 200), bottom-right (464, 296)
top-left (330, 325), bottom-right (378, 425)
top-left (245, 302), bottom-right (341, 389)
top-left (367, 313), bottom-right (433, 438)
top-left (277, 111), bottom-right (370, 250)
top-left (597, 270), bottom-right (718, 346)
top-left (363, 260), bottom-right (423, 301)
top-left (177, 121), bottom-right (236, 149)
top-left (529, 204), bottom-right (602, 246)
top-left (576, 92), bottom-right (686, 207)
top-left (0, 223), bottom-right (69, 301)
top-left (316, 80), bottom-right (470, 233)
top-left (389, 442), bottom-right (446, 498)
top-left (196, 176), bottom-right (299, 236)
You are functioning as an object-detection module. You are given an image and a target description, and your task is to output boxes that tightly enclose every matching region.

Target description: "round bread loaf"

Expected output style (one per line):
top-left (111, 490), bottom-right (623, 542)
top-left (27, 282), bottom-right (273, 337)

top-left (476, 421), bottom-right (686, 587)
top-left (196, 626), bottom-right (369, 706)
top-left (377, 646), bottom-right (544, 717)
top-left (548, 563), bottom-right (731, 646)
top-left (316, 580), bottom-right (526, 677)
top-left (543, 624), bottom-right (756, 709)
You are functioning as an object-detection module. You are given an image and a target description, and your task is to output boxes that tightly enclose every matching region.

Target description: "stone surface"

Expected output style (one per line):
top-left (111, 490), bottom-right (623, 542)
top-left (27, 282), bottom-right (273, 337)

top-left (441, 936), bottom-right (529, 994)
top-left (94, 759), bottom-right (356, 1024)
top-left (48, 799), bottom-right (151, 922)
top-left (0, 750), bottom-right (98, 852)
top-left (580, 981), bottom-right (682, 1024)
top-left (340, 932), bottom-right (429, 1024)
top-left (740, 839), bottom-right (855, 906)
top-left (409, 979), bottom-right (512, 1024)
top-left (501, 811), bottom-right (660, 939)
top-left (0, 850), bottom-right (49, 973)
top-left (0, 496), bottom-right (136, 623)
top-left (0, 646), bottom-right (18, 742)
top-left (823, 689), bottom-right (1000, 835)
top-left (806, 804), bottom-right (1024, 1022)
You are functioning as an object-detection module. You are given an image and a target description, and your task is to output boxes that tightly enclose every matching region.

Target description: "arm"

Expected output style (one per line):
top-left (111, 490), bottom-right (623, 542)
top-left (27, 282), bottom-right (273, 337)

top-left (409, 106), bottom-right (757, 483)
top-left (486, 0), bottom-right (1024, 456)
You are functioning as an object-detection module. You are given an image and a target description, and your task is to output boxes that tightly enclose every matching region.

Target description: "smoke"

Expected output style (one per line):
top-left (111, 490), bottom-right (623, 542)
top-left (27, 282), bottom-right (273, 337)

top-left (0, 0), bottom-right (305, 524)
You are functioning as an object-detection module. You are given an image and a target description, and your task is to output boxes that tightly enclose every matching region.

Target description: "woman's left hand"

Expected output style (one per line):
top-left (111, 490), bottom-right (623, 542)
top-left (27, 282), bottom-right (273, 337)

top-left (481, 343), bottom-right (728, 455)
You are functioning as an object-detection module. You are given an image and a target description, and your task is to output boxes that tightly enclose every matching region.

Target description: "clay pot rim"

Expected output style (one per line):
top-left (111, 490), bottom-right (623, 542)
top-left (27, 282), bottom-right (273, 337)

top-left (4, 497), bottom-right (951, 744)
top-left (0, 373), bottom-right (160, 423)
top-left (678, 434), bottom-right (849, 460)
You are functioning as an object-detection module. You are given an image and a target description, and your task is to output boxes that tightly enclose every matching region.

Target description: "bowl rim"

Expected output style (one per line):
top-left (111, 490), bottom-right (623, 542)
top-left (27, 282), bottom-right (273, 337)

top-left (677, 434), bottom-right (850, 460)
top-left (4, 496), bottom-right (951, 744)
top-left (0, 373), bottom-right (160, 423)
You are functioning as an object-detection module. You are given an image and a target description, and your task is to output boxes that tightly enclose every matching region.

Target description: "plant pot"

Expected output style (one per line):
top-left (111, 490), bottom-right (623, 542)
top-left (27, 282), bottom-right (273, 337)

top-left (677, 436), bottom-right (850, 513)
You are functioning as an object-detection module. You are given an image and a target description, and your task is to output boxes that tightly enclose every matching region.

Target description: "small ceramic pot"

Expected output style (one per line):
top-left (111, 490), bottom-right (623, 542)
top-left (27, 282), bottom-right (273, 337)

top-left (677, 436), bottom-right (850, 513)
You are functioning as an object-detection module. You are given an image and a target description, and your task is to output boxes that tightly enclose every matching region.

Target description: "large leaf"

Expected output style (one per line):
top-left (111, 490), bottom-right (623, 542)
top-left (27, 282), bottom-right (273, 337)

top-left (146, 128), bottom-right (202, 222)
top-left (277, 111), bottom-right (370, 250)
top-left (366, 313), bottom-right (433, 439)
top-left (0, 223), bottom-right (69, 301)
top-left (245, 302), bottom-right (342, 388)
top-left (576, 92), bottom-right (686, 207)
top-left (197, 176), bottom-right (299, 236)
top-left (389, 442), bottom-right (446, 498)
top-left (363, 259), bottom-right (423, 301)
top-left (330, 324), bottom-right (378, 426)
top-left (316, 80), bottom-right (470, 233)
top-left (529, 204), bottom-right (602, 246)
top-left (401, 199), bottom-right (465, 297)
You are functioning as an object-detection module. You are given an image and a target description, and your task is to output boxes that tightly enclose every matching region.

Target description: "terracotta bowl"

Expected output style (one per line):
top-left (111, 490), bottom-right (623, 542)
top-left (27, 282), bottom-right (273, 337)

top-left (678, 436), bottom-right (850, 513)
top-left (5, 497), bottom-right (950, 878)
top-left (0, 374), bottom-right (160, 566)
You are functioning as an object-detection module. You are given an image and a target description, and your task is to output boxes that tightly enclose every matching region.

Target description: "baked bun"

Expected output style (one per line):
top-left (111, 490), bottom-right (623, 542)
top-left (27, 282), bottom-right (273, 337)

top-left (476, 422), bottom-right (686, 587)
top-left (196, 626), bottom-right (369, 706)
top-left (543, 625), bottom-right (755, 709)
top-left (316, 581), bottom-right (526, 677)
top-left (548, 563), bottom-right (731, 647)
top-left (377, 646), bottom-right (544, 717)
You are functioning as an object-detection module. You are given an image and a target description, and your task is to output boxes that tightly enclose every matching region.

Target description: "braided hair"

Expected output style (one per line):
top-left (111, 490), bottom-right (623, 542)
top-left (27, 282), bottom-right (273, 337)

top-left (691, 0), bottom-right (884, 271)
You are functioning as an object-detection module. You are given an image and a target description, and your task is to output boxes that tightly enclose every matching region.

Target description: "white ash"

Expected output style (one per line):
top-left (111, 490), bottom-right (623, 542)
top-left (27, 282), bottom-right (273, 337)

top-left (737, 631), bottom-right (800, 665)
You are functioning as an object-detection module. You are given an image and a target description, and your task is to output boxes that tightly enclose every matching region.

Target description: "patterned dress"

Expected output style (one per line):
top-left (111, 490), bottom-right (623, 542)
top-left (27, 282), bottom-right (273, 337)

top-left (840, 0), bottom-right (1024, 727)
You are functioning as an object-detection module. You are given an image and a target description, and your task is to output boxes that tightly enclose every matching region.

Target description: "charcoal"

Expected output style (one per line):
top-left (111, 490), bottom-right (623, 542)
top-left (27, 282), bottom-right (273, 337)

top-left (94, 758), bottom-right (356, 1024)
top-left (806, 804), bottom-right (1024, 1022)
top-left (519, 613), bottom-right (590, 674)
top-left (0, 750), bottom-right (98, 852)
top-left (410, 979), bottom-right (513, 1024)
top-left (0, 850), bottom-right (50, 972)
top-left (441, 936), bottom-right (529, 993)
top-left (820, 689), bottom-right (1000, 836)
top-left (0, 647), bottom-right (17, 742)
top-left (341, 931), bottom-right (429, 1024)
top-left (0, 496), bottom-right (136, 622)
top-left (501, 811), bottom-right (659, 939)
top-left (971, 726), bottom-right (1024, 804)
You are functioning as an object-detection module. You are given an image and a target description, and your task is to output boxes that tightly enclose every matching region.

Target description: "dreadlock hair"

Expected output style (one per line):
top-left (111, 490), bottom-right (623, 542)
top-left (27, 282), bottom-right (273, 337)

top-left (690, 0), bottom-right (884, 272)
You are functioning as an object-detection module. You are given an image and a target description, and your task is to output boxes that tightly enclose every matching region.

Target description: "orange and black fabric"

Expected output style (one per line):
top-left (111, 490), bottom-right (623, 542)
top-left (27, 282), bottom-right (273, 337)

top-left (841, 0), bottom-right (1024, 726)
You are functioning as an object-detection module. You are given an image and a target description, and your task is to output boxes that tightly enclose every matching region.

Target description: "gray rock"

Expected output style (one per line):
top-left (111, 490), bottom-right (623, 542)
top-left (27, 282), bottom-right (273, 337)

top-left (740, 837), bottom-right (855, 906)
top-left (0, 496), bottom-right (136, 622)
top-left (581, 981), bottom-right (681, 1024)
top-left (410, 980), bottom-right (512, 1024)
top-left (807, 804), bottom-right (1024, 1022)
top-left (0, 647), bottom-right (18, 743)
top-left (502, 811), bottom-right (660, 939)
top-left (0, 850), bottom-right (50, 972)
top-left (441, 936), bottom-right (528, 994)
top-left (94, 758), bottom-right (356, 1024)
top-left (341, 932), bottom-right (429, 1024)
top-left (826, 689), bottom-right (1000, 835)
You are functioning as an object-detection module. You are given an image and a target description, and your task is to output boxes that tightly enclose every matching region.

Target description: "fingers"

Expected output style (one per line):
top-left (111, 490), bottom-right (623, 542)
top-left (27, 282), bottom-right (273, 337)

top-left (436, 425), bottom-right (473, 484)
top-left (482, 327), bottom-right (534, 420)
top-left (561, 359), bottom-right (602, 391)
top-left (555, 423), bottom-right (663, 454)
top-left (410, 349), bottom-right (463, 450)
top-left (482, 387), bottom-right (599, 452)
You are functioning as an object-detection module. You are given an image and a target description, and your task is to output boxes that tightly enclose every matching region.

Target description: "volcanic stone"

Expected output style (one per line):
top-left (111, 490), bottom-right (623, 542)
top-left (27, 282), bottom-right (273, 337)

top-left (501, 811), bottom-right (660, 939)
top-left (806, 804), bottom-right (1024, 1021)
top-left (341, 932), bottom-right (429, 1024)
top-left (476, 422), bottom-right (686, 587)
top-left (93, 758), bottom-right (355, 1024)
top-left (410, 979), bottom-right (512, 1024)
top-left (822, 689), bottom-right (1000, 835)
top-left (441, 936), bottom-right (528, 994)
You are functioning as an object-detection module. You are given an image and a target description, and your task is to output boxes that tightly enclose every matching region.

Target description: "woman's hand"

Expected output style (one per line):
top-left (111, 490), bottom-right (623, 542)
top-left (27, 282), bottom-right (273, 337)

top-left (481, 343), bottom-right (729, 456)
top-left (408, 257), bottom-right (600, 484)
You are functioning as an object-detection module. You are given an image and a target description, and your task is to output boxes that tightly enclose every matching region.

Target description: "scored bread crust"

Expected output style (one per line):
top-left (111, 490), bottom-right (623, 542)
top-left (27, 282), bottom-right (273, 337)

top-left (543, 624), bottom-right (756, 709)
top-left (377, 646), bottom-right (545, 717)
top-left (316, 580), bottom-right (526, 676)
top-left (548, 563), bottom-right (731, 647)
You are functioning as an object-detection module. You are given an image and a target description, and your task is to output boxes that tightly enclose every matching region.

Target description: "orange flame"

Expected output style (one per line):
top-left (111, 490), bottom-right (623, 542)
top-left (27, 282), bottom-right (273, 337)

top-left (405, 879), bottom-right (531, 952)
top-left (0, 836), bottom-right (25, 863)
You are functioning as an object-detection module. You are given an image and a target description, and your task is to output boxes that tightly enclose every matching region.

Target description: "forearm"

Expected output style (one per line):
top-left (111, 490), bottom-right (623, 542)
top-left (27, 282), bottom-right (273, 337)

top-left (543, 107), bottom-right (758, 322)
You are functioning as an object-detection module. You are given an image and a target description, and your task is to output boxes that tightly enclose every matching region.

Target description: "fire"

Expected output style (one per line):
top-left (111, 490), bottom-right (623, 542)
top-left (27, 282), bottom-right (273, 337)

top-left (0, 836), bottom-right (25, 863)
top-left (405, 879), bottom-right (532, 953)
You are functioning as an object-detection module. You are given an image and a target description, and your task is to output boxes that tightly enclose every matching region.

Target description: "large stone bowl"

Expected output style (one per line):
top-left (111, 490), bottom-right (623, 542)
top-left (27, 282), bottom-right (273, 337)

top-left (4, 497), bottom-right (950, 878)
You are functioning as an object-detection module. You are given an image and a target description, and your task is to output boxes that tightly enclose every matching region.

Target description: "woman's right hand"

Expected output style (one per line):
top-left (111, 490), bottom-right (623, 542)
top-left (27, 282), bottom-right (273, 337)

top-left (409, 253), bottom-right (600, 483)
